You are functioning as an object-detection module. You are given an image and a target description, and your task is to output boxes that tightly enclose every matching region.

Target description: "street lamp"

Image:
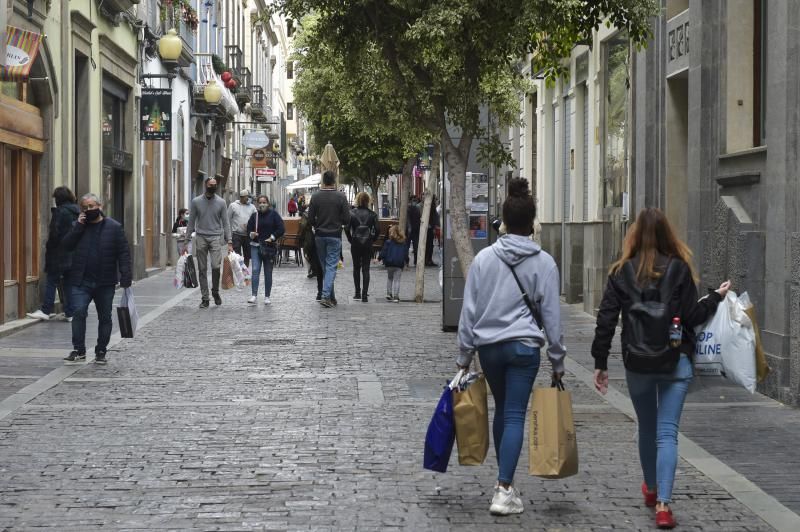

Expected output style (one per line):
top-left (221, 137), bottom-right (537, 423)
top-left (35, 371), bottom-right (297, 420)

top-left (158, 29), bottom-right (182, 71)
top-left (204, 79), bottom-right (222, 106)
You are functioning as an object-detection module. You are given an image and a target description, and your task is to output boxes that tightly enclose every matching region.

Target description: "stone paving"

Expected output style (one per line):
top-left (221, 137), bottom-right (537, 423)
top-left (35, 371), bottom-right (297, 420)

top-left (0, 249), bottom-right (791, 531)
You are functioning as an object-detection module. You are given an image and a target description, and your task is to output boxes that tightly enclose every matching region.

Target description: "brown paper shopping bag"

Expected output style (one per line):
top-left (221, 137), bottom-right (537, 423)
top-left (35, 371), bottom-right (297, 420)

top-left (453, 374), bottom-right (489, 465)
top-left (744, 306), bottom-right (771, 383)
top-left (529, 382), bottom-right (578, 478)
top-left (221, 256), bottom-right (235, 290)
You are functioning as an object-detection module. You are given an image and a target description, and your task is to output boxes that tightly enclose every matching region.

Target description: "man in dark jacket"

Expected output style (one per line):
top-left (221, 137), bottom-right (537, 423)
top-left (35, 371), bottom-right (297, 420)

top-left (27, 186), bottom-right (80, 321)
top-left (424, 196), bottom-right (440, 267)
top-left (308, 170), bottom-right (350, 308)
top-left (61, 193), bottom-right (132, 365)
top-left (406, 197), bottom-right (422, 266)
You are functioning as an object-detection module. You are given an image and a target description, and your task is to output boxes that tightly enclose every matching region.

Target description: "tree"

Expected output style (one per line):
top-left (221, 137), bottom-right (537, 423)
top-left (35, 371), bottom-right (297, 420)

top-left (292, 14), bottom-right (428, 209)
top-left (275, 0), bottom-right (657, 276)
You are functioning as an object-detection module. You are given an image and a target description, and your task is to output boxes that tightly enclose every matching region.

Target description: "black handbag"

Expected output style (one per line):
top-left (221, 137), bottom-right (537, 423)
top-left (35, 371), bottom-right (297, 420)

top-left (255, 211), bottom-right (278, 261)
top-left (183, 254), bottom-right (198, 288)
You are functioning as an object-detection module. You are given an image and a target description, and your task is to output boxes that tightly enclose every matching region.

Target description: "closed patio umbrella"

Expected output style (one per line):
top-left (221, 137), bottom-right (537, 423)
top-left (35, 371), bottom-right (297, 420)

top-left (320, 142), bottom-right (340, 183)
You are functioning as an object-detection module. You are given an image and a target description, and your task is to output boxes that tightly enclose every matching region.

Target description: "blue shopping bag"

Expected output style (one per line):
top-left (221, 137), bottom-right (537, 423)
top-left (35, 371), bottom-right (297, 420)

top-left (423, 386), bottom-right (456, 473)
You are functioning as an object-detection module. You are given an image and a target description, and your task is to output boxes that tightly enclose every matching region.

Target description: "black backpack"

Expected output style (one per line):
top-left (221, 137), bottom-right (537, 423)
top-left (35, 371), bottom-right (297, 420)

top-left (352, 211), bottom-right (374, 247)
top-left (621, 259), bottom-right (681, 373)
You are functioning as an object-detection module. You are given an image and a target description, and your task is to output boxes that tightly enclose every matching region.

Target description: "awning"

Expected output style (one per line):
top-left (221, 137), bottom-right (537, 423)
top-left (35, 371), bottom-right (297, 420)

top-left (285, 173), bottom-right (321, 191)
top-left (1, 26), bottom-right (42, 82)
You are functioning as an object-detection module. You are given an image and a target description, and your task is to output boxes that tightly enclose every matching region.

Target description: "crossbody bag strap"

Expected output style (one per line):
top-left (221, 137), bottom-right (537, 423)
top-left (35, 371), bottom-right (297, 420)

top-left (505, 261), bottom-right (544, 331)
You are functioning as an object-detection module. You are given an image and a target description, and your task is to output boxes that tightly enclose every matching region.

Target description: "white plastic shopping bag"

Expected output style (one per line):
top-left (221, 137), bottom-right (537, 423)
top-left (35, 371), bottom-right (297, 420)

top-left (694, 291), bottom-right (757, 392)
top-left (228, 251), bottom-right (246, 288)
top-left (174, 254), bottom-right (187, 289)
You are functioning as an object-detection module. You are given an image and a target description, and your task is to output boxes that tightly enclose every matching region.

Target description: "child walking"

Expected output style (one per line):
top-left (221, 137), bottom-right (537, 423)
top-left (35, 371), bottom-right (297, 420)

top-left (379, 225), bottom-right (406, 302)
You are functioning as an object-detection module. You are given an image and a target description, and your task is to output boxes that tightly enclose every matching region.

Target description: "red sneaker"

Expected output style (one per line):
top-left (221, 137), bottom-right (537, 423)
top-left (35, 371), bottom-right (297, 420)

top-left (641, 482), bottom-right (657, 507)
top-left (656, 509), bottom-right (676, 529)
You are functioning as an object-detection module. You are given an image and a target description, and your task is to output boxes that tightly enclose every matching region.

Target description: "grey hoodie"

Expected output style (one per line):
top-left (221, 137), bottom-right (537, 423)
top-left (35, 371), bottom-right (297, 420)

top-left (457, 234), bottom-right (566, 373)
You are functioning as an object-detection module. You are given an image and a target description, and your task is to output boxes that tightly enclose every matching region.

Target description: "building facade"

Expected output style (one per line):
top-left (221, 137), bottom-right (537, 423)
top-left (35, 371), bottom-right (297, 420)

top-left (512, 0), bottom-right (799, 405)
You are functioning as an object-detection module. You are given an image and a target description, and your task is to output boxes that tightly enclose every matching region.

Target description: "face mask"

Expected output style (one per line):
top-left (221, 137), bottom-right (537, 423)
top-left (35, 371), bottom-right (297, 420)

top-left (183, 214), bottom-right (190, 220)
top-left (206, 186), bottom-right (217, 194)
top-left (258, 204), bottom-right (269, 213)
top-left (85, 208), bottom-right (101, 222)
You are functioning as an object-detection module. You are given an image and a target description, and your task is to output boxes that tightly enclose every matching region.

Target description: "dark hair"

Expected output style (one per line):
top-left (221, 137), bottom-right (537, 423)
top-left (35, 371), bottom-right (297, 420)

top-left (176, 208), bottom-right (188, 220)
top-left (502, 178), bottom-right (535, 235)
top-left (52, 186), bottom-right (76, 206)
top-left (322, 170), bottom-right (336, 186)
top-left (257, 194), bottom-right (270, 204)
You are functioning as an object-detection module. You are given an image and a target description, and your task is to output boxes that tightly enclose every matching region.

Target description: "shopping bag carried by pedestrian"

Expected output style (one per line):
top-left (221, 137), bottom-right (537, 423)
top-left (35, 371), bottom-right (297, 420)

top-left (423, 372), bottom-right (460, 473)
top-left (174, 253), bottom-right (187, 289)
top-left (228, 251), bottom-right (246, 288)
top-left (529, 379), bottom-right (578, 479)
top-left (117, 287), bottom-right (139, 339)
top-left (221, 255), bottom-right (235, 290)
top-left (694, 291), bottom-right (757, 392)
top-left (183, 254), bottom-right (198, 288)
top-left (452, 370), bottom-right (489, 466)
top-left (739, 292), bottom-right (771, 383)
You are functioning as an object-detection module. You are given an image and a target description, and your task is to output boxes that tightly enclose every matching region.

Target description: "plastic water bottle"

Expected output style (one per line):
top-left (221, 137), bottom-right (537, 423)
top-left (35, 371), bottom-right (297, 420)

top-left (669, 317), bottom-right (682, 348)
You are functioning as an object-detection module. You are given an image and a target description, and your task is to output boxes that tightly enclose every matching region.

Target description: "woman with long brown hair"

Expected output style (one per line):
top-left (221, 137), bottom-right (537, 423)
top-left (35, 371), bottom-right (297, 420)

top-left (592, 207), bottom-right (730, 529)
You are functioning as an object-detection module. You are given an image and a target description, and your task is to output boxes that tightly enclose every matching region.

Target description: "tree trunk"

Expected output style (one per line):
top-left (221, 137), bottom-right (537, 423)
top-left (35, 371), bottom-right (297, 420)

top-left (398, 156), bottom-right (415, 233)
top-left (414, 144), bottom-right (441, 302)
top-left (443, 131), bottom-right (475, 277)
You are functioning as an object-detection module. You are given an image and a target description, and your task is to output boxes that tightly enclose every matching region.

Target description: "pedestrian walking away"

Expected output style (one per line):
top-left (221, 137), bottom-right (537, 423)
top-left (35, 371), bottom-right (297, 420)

top-left (228, 189), bottom-right (256, 266)
top-left (425, 196), bottom-right (440, 267)
top-left (297, 194), bottom-right (307, 216)
top-left (187, 177), bottom-right (233, 308)
top-left (378, 225), bottom-right (406, 303)
top-left (591, 207), bottom-right (731, 530)
top-left (27, 186), bottom-right (80, 322)
top-left (299, 211), bottom-right (330, 301)
top-left (60, 193), bottom-right (132, 365)
top-left (171, 207), bottom-right (192, 258)
top-left (308, 170), bottom-right (350, 308)
top-left (456, 178), bottom-right (566, 516)
top-left (406, 197), bottom-right (421, 266)
top-left (345, 192), bottom-right (378, 302)
top-left (288, 196), bottom-right (298, 217)
top-left (247, 195), bottom-right (285, 305)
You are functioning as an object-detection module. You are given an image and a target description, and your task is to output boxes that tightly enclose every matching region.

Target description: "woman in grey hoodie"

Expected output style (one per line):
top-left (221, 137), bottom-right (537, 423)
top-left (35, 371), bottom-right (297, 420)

top-left (457, 178), bottom-right (566, 516)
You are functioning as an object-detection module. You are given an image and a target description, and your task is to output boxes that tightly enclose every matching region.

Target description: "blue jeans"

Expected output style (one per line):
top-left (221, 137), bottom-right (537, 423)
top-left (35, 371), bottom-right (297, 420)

top-left (315, 236), bottom-right (341, 300)
top-left (626, 354), bottom-right (693, 503)
top-left (478, 341), bottom-right (541, 484)
top-left (71, 283), bottom-right (116, 354)
top-left (41, 270), bottom-right (74, 317)
top-left (250, 244), bottom-right (274, 297)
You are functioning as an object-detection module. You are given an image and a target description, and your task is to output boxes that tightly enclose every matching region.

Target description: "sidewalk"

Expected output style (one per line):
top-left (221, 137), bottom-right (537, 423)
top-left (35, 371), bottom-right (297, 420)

top-left (0, 256), bottom-right (796, 530)
top-left (0, 271), bottom-right (193, 403)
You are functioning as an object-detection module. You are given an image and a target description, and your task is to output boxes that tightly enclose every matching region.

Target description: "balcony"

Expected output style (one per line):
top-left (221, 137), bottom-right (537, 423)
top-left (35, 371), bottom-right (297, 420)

top-left (250, 85), bottom-right (266, 120)
top-left (98, 0), bottom-right (140, 24)
top-left (193, 53), bottom-right (239, 124)
top-left (225, 45), bottom-right (243, 73)
top-left (235, 67), bottom-right (252, 107)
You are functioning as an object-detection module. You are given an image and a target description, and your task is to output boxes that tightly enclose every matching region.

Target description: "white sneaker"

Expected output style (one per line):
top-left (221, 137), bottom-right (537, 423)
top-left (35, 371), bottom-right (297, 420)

top-left (247, 295), bottom-right (256, 305)
top-left (264, 297), bottom-right (271, 305)
top-left (26, 310), bottom-right (50, 320)
top-left (490, 486), bottom-right (523, 515)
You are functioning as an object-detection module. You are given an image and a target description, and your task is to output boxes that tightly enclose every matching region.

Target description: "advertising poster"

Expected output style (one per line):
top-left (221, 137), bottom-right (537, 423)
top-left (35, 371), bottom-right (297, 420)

top-left (469, 214), bottom-right (487, 239)
top-left (466, 172), bottom-right (489, 212)
top-left (140, 88), bottom-right (172, 140)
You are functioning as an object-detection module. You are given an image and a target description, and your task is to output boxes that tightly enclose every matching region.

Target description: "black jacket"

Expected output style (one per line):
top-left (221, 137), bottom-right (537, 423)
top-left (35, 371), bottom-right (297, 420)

top-left (62, 216), bottom-right (132, 288)
top-left (345, 207), bottom-right (379, 248)
top-left (308, 188), bottom-right (351, 238)
top-left (407, 203), bottom-right (421, 232)
top-left (246, 208), bottom-right (285, 246)
top-left (44, 203), bottom-right (80, 273)
top-left (591, 256), bottom-right (722, 370)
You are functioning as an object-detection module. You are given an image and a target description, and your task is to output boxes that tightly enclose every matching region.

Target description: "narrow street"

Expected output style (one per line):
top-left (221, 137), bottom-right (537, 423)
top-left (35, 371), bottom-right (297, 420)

top-left (0, 259), bottom-right (797, 531)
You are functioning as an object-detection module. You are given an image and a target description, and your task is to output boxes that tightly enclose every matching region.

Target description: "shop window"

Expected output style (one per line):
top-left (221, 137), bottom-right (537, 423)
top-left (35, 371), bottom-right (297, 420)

top-left (725, 0), bottom-right (767, 152)
top-left (602, 31), bottom-right (629, 209)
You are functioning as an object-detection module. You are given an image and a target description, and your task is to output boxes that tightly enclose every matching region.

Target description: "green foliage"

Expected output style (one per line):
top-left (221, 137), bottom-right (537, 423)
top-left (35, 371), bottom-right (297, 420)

top-left (292, 13), bottom-right (429, 186)
top-left (274, 0), bottom-right (657, 167)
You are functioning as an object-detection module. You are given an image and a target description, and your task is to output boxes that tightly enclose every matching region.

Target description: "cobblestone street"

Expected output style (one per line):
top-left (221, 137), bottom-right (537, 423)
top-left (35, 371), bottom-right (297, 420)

top-left (0, 258), bottom-right (797, 531)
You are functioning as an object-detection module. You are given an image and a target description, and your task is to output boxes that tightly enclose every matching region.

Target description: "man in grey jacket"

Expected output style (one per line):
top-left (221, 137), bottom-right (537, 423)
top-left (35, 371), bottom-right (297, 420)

top-left (186, 177), bottom-right (233, 308)
top-left (228, 189), bottom-right (256, 266)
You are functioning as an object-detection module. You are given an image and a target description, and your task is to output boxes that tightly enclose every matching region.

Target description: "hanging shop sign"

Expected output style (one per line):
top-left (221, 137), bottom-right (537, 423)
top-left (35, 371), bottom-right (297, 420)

top-left (0, 26), bottom-right (43, 81)
top-left (242, 130), bottom-right (270, 149)
top-left (140, 87), bottom-right (172, 140)
top-left (251, 148), bottom-right (268, 168)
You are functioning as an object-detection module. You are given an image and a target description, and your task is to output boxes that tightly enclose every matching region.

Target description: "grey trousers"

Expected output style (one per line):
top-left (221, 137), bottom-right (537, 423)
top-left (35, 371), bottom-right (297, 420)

top-left (386, 267), bottom-right (402, 297)
top-left (195, 234), bottom-right (223, 301)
